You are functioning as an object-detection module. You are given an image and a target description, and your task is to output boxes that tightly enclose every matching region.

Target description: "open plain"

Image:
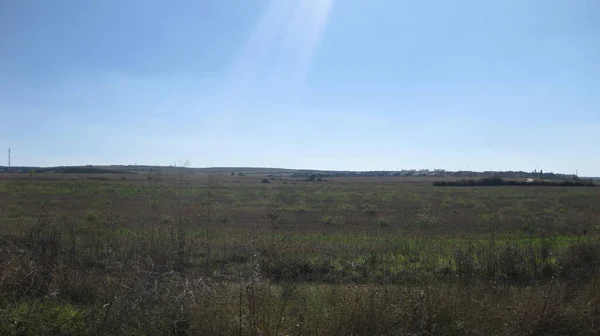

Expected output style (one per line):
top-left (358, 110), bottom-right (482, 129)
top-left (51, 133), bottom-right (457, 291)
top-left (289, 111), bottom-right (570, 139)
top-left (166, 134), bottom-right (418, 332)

top-left (1, 171), bottom-right (600, 335)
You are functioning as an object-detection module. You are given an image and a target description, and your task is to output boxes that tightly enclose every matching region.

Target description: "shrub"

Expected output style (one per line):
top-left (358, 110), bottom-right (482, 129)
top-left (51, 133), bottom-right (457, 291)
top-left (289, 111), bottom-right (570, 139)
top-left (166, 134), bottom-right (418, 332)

top-left (408, 213), bottom-right (442, 229)
top-left (376, 216), bottom-right (393, 228)
top-left (322, 215), bottom-right (346, 226)
top-left (360, 203), bottom-right (378, 215)
top-left (85, 211), bottom-right (98, 222)
top-left (8, 204), bottom-right (27, 218)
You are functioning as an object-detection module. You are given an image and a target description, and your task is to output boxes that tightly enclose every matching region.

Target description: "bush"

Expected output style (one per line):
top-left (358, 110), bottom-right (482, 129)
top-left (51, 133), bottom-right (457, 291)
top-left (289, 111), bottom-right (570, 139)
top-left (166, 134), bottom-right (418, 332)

top-left (408, 213), bottom-right (442, 229)
top-left (322, 215), bottom-right (346, 226)
top-left (433, 177), bottom-right (597, 187)
top-left (376, 216), bottom-right (393, 228)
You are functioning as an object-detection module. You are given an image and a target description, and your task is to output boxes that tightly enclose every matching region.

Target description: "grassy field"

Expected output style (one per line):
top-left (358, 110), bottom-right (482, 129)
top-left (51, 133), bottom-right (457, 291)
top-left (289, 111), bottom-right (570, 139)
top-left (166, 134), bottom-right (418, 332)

top-left (1, 172), bottom-right (600, 335)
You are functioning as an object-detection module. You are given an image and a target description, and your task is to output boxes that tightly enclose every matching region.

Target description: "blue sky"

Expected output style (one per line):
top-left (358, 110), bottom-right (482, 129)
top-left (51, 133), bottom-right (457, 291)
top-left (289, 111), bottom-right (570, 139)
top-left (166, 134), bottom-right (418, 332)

top-left (1, 0), bottom-right (599, 175)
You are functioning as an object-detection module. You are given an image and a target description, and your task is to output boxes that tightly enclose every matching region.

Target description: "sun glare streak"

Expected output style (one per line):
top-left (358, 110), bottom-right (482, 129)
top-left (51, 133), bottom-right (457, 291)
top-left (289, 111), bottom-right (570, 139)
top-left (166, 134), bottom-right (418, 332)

top-left (227, 0), bottom-right (295, 92)
top-left (220, 0), bottom-right (335, 120)
top-left (268, 0), bottom-right (335, 90)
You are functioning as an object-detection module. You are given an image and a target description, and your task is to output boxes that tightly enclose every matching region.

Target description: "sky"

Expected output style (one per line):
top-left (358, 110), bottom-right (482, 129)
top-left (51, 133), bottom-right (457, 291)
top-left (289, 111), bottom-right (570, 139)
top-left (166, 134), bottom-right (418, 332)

top-left (1, 0), bottom-right (599, 175)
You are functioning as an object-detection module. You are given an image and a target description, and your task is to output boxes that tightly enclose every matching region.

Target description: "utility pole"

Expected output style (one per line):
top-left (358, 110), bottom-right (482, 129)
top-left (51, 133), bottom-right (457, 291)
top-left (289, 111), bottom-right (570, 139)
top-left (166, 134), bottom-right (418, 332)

top-left (8, 148), bottom-right (10, 172)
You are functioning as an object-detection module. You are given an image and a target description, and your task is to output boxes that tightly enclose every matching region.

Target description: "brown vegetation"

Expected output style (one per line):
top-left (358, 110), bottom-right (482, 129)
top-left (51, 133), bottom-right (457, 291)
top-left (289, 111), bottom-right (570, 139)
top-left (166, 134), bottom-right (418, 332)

top-left (1, 172), bottom-right (599, 335)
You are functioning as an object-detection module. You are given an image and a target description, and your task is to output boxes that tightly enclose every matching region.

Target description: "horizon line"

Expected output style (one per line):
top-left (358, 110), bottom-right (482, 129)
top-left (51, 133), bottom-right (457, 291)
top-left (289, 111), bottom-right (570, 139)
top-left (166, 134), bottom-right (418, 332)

top-left (0, 164), bottom-right (583, 176)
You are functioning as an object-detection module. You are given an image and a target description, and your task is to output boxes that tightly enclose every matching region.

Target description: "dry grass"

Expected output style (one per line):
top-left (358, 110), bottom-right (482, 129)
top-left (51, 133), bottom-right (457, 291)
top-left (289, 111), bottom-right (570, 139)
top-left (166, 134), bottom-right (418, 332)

top-left (1, 173), bottom-right (599, 335)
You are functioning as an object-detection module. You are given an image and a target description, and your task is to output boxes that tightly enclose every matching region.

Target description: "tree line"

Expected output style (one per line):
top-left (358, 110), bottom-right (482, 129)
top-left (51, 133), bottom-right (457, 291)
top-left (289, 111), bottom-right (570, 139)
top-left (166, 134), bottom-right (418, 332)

top-left (433, 177), bottom-right (597, 187)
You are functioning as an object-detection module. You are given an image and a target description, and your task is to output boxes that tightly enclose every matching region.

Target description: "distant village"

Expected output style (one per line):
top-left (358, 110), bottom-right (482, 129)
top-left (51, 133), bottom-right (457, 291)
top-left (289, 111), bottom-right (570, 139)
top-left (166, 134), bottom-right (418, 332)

top-left (289, 169), bottom-right (585, 180)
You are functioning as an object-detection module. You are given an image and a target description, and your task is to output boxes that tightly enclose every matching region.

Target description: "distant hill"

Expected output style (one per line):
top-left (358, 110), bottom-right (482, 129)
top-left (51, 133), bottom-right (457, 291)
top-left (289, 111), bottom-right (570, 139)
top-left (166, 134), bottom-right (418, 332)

top-left (0, 165), bottom-right (133, 174)
top-left (0, 165), bottom-right (590, 181)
